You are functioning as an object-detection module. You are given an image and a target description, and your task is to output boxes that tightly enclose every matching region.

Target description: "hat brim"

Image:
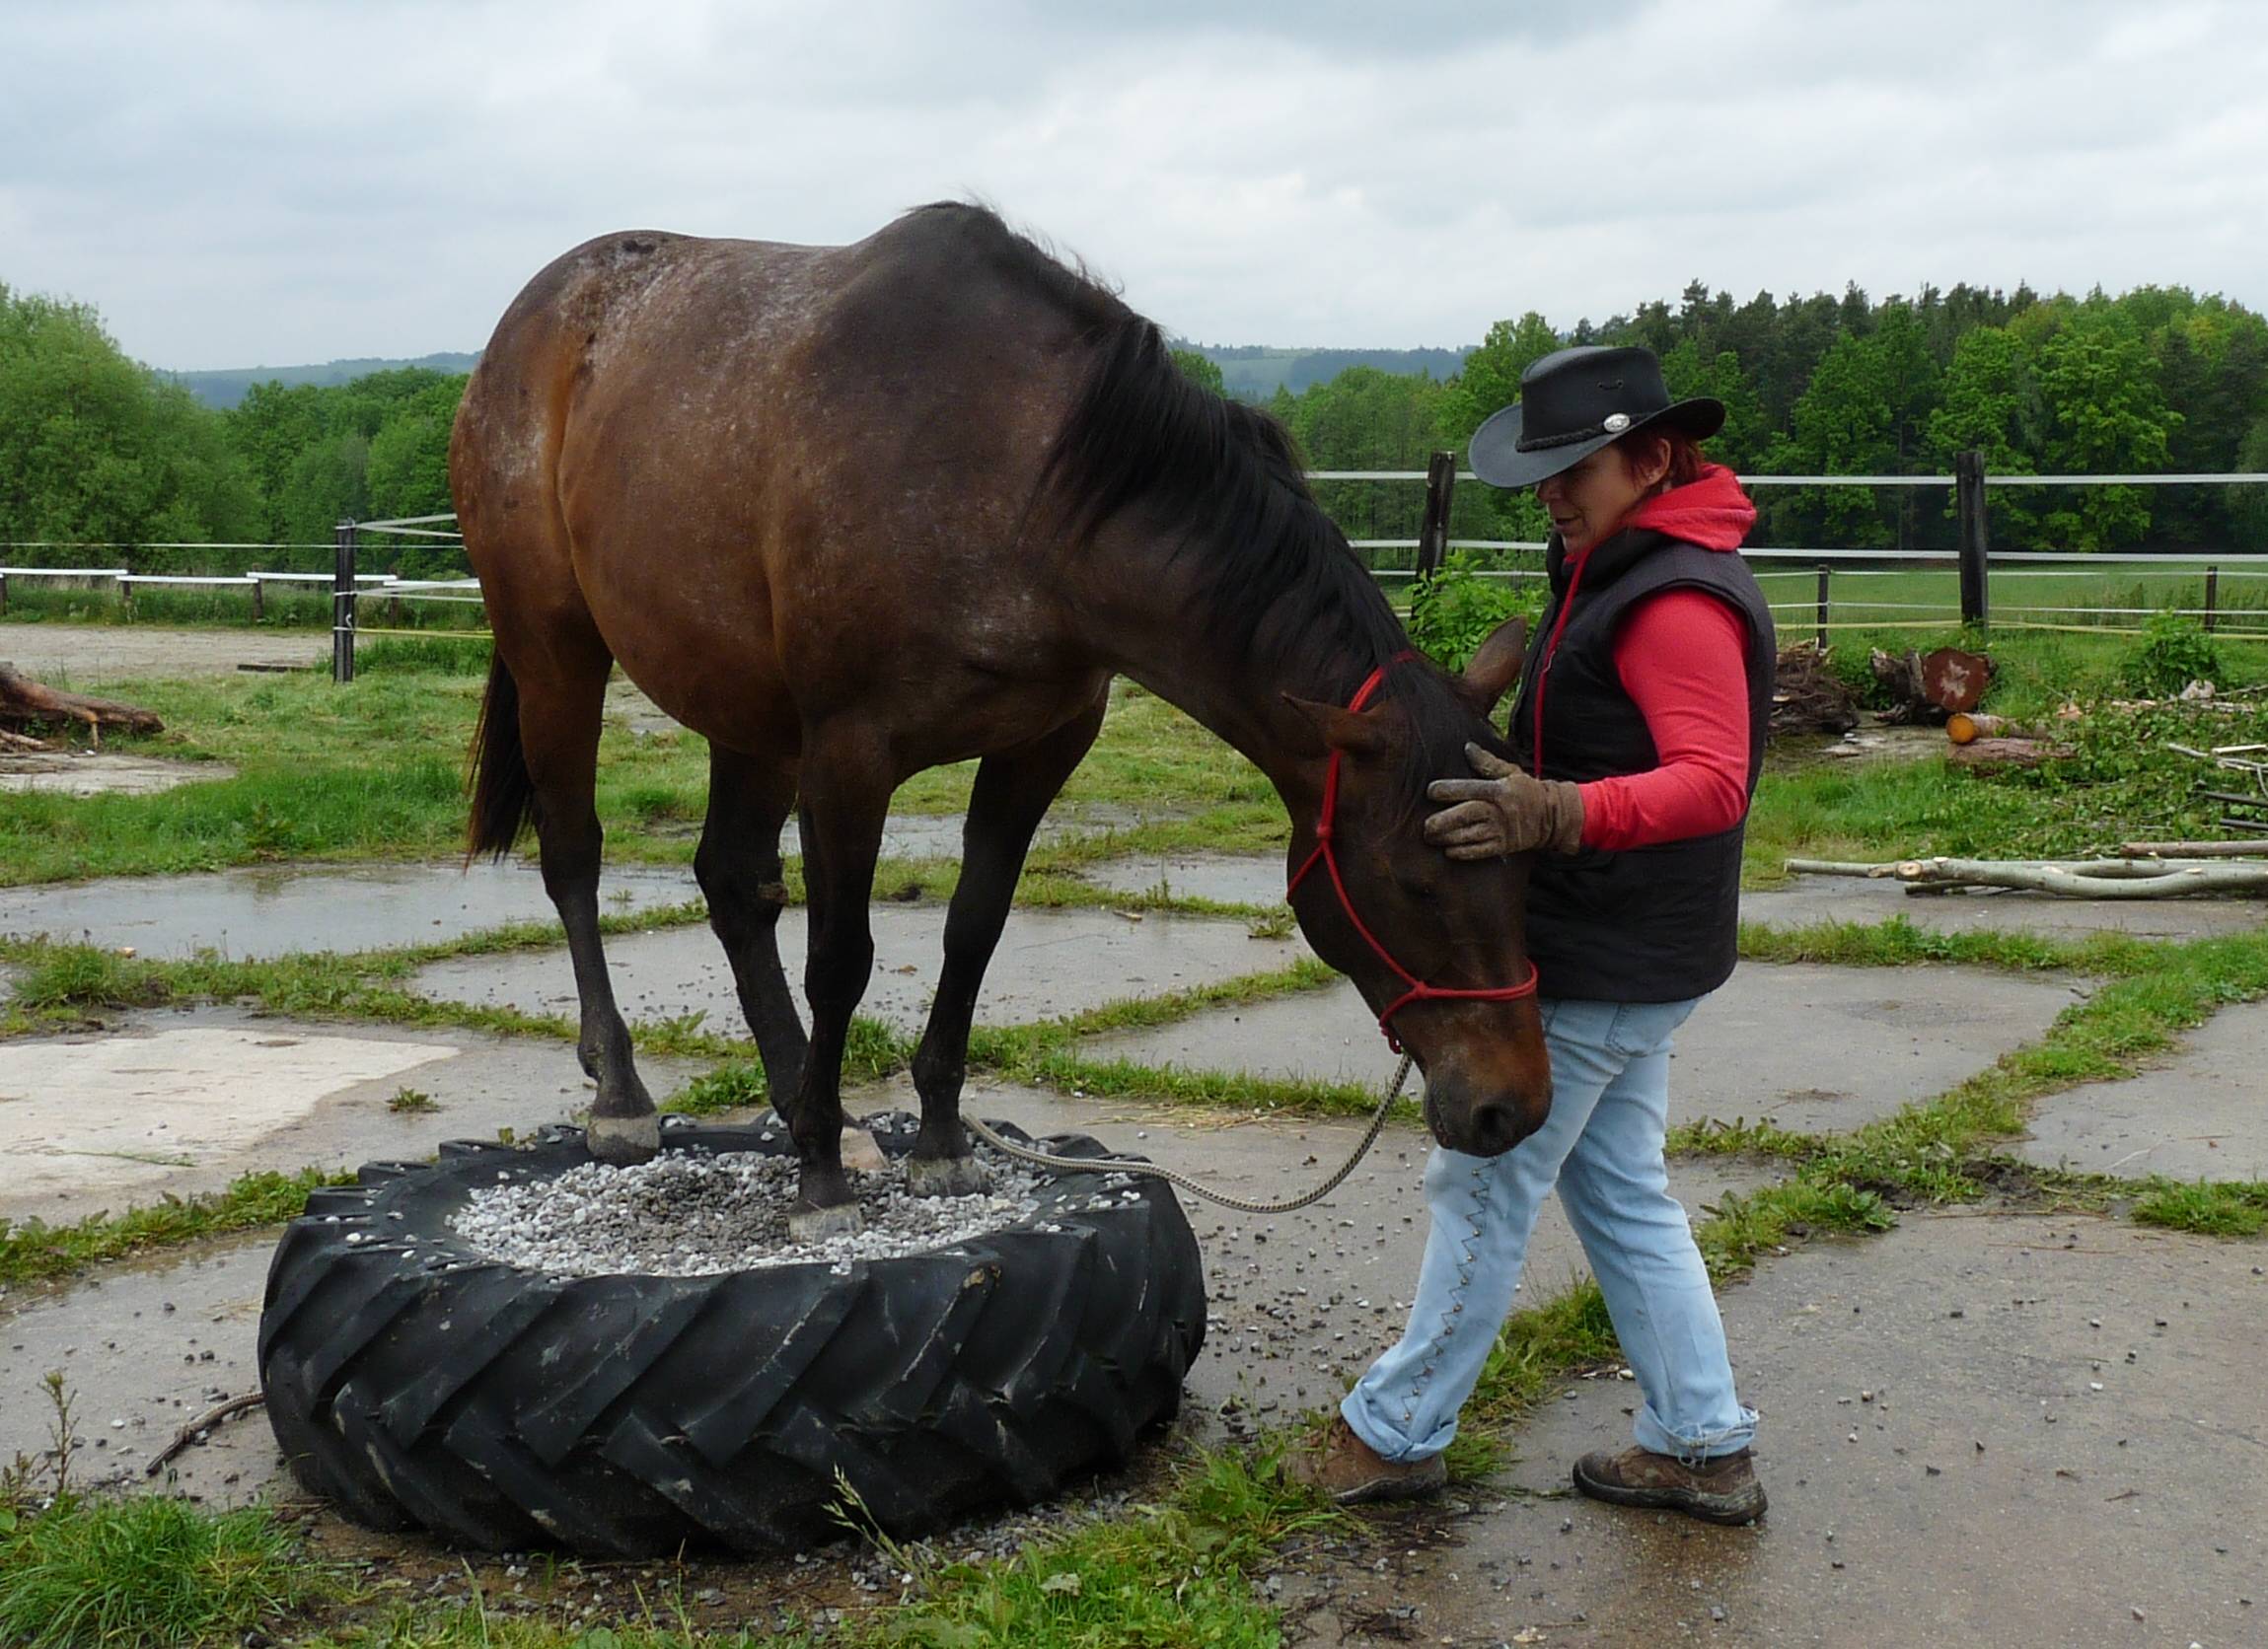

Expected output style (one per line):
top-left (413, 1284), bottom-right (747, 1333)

top-left (1467, 396), bottom-right (1726, 490)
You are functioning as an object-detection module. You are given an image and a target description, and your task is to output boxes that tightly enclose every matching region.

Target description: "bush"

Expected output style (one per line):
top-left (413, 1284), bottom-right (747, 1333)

top-left (2120, 613), bottom-right (2224, 698)
top-left (1407, 552), bottom-right (1546, 673)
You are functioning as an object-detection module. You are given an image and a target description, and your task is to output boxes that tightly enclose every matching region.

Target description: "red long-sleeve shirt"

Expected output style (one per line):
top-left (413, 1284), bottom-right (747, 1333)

top-left (1574, 589), bottom-right (1753, 851)
top-left (1552, 466), bottom-right (1758, 852)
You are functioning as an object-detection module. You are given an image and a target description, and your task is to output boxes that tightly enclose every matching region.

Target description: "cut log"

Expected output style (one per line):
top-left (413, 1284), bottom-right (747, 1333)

top-left (1869, 645), bottom-right (1994, 724)
top-left (1772, 641), bottom-right (1859, 736)
top-left (1921, 646), bottom-right (1992, 714)
top-left (1785, 855), bottom-right (2268, 898)
top-left (1944, 711), bottom-right (2040, 745)
top-left (1946, 736), bottom-right (2074, 772)
top-left (0, 663), bottom-right (162, 740)
top-left (2120, 839), bottom-right (2268, 859)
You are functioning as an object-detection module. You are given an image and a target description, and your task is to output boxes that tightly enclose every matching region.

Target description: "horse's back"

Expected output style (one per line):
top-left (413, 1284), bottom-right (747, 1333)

top-left (454, 208), bottom-right (1112, 755)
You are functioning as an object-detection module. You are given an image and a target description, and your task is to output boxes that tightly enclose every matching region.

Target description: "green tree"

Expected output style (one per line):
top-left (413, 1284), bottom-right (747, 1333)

top-left (2034, 307), bottom-right (2179, 548)
top-left (1169, 347), bottom-right (1226, 396)
top-left (1927, 323), bottom-right (2042, 541)
top-left (0, 283), bottom-right (258, 559)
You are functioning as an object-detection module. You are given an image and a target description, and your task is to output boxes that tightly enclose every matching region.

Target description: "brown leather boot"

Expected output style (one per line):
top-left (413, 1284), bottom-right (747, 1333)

top-left (1572, 1446), bottom-right (1767, 1525)
top-left (1285, 1416), bottom-right (1447, 1505)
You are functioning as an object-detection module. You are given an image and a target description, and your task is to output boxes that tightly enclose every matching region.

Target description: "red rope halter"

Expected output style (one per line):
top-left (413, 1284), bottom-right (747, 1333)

top-left (1286, 656), bottom-right (1540, 1052)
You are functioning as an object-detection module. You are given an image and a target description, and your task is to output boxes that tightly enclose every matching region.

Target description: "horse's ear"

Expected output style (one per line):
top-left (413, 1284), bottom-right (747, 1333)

top-left (1281, 693), bottom-right (1396, 758)
top-left (1457, 616), bottom-right (1528, 713)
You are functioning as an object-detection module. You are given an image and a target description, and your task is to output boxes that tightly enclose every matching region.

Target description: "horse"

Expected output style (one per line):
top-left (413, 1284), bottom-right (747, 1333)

top-left (451, 203), bottom-right (1550, 1238)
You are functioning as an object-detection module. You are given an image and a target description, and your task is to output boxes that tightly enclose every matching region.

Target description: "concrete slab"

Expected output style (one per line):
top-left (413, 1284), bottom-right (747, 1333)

top-left (410, 905), bottom-right (1308, 1035)
top-left (1086, 963), bottom-right (2088, 1139)
top-left (0, 1234), bottom-right (286, 1507)
top-left (0, 861), bottom-right (701, 961)
top-left (0, 1006), bottom-right (706, 1228)
top-left (1358, 1212), bottom-right (2268, 1649)
top-left (1744, 874), bottom-right (2268, 942)
top-left (0, 752), bottom-right (237, 797)
top-left (2020, 1002), bottom-right (2268, 1182)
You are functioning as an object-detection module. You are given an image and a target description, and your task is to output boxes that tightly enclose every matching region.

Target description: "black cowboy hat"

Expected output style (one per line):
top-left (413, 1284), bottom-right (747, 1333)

top-left (1467, 344), bottom-right (1725, 489)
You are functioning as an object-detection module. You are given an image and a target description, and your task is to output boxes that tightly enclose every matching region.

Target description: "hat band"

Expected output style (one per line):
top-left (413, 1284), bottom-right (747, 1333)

top-left (1515, 420), bottom-right (1615, 454)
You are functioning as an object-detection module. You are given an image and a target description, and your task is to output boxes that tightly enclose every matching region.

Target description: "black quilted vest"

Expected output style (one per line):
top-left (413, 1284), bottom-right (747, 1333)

top-left (1505, 530), bottom-right (1776, 1002)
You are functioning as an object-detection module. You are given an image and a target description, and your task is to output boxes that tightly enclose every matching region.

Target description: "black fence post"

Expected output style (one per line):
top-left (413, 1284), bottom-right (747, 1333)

top-left (332, 521), bottom-right (358, 683)
top-left (1815, 565), bottom-right (1831, 649)
top-left (1955, 449), bottom-right (1990, 630)
top-left (2204, 566), bottom-right (2220, 633)
top-left (1416, 450), bottom-right (1456, 580)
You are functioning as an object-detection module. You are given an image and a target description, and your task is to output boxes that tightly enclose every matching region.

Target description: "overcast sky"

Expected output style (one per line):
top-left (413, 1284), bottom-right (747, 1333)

top-left (5, 0), bottom-right (2266, 371)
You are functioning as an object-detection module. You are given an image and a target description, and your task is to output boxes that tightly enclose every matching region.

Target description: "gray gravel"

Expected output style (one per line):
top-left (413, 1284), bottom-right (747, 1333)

top-left (450, 1138), bottom-right (1054, 1278)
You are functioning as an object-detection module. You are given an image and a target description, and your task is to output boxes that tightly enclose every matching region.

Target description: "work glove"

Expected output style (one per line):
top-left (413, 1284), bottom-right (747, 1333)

top-left (1424, 744), bottom-right (1585, 860)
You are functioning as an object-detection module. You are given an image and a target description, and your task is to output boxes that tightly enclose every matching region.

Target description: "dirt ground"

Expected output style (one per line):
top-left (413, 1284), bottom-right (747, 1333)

top-left (0, 621), bottom-right (327, 681)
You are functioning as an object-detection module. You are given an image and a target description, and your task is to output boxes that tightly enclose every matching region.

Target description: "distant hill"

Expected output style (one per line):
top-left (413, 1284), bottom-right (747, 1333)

top-left (1177, 342), bottom-right (1474, 398)
top-left (167, 352), bottom-right (480, 409)
top-left (168, 343), bottom-right (1468, 409)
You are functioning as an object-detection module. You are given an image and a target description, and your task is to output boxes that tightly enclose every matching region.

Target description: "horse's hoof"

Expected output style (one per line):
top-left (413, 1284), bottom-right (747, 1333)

top-left (906, 1153), bottom-right (990, 1198)
top-left (788, 1201), bottom-right (864, 1242)
top-left (586, 1111), bottom-right (661, 1165)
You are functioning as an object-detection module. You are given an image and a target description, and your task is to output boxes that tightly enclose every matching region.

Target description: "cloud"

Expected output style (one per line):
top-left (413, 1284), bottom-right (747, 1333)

top-left (2, 0), bottom-right (2264, 368)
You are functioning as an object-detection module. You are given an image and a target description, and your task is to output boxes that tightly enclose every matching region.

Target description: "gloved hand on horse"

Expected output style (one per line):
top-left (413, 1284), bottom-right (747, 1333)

top-left (1424, 743), bottom-right (1584, 860)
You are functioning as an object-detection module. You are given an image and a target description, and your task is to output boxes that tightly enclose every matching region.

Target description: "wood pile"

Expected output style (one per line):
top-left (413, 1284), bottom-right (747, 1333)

top-left (1771, 641), bottom-right (1859, 735)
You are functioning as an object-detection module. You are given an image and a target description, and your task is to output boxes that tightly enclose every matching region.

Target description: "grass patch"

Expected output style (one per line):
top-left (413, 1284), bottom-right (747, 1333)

top-left (0, 1494), bottom-right (331, 1648)
top-left (0, 1167), bottom-right (351, 1288)
top-left (2129, 1178), bottom-right (2268, 1237)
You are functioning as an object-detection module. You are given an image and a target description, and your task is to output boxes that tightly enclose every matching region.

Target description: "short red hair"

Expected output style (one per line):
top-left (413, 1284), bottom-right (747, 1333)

top-left (1614, 428), bottom-right (1710, 493)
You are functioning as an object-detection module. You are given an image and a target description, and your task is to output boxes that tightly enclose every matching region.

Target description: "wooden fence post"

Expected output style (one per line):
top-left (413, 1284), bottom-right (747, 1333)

top-left (1416, 449), bottom-right (1456, 580)
top-left (0, 572), bottom-right (11, 616)
top-left (1815, 564), bottom-right (1831, 649)
top-left (332, 522), bottom-right (358, 683)
top-left (251, 576), bottom-right (264, 622)
top-left (1955, 449), bottom-right (1990, 630)
top-left (2204, 566), bottom-right (2219, 633)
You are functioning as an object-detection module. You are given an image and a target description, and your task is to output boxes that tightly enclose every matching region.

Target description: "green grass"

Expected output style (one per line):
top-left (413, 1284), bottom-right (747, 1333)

top-left (2130, 1178), bottom-right (2268, 1237)
top-left (0, 1493), bottom-right (331, 1648)
top-left (0, 1166), bottom-right (352, 1288)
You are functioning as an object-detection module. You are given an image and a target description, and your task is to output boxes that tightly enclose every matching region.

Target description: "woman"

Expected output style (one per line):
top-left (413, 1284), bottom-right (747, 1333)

top-left (1293, 344), bottom-right (1776, 1524)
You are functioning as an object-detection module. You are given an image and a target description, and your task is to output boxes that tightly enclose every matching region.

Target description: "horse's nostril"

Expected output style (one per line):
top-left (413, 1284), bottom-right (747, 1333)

top-left (1468, 1101), bottom-right (1525, 1157)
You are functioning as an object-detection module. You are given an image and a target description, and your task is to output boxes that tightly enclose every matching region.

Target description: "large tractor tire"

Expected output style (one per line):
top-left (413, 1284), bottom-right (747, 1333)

top-left (256, 1116), bottom-right (1207, 1556)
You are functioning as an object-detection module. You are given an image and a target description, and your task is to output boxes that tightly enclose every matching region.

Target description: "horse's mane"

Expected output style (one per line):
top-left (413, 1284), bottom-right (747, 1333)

top-left (910, 202), bottom-right (1509, 804)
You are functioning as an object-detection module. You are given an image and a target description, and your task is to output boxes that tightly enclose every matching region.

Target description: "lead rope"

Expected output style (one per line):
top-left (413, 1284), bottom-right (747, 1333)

top-left (957, 1049), bottom-right (1413, 1215)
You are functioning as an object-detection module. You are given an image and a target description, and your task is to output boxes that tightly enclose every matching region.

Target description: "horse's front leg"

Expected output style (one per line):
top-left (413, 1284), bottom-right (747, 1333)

top-left (782, 727), bottom-right (894, 1240)
top-left (909, 690), bottom-right (1108, 1196)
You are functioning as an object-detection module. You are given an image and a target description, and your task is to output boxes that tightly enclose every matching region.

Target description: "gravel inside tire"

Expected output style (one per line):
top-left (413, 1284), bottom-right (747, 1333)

top-left (257, 1113), bottom-right (1208, 1556)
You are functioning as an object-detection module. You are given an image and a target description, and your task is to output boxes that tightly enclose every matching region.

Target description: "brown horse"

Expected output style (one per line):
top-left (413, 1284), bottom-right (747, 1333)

top-left (452, 203), bottom-right (1549, 1237)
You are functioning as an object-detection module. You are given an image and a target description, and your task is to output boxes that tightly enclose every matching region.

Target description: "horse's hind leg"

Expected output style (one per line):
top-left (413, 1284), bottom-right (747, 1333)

top-left (908, 689), bottom-right (1108, 1195)
top-left (781, 722), bottom-right (896, 1239)
top-left (520, 631), bottom-right (657, 1163)
top-left (696, 747), bottom-right (808, 1109)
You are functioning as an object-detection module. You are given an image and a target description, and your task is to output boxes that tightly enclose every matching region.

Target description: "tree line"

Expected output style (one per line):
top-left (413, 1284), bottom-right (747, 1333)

top-left (4, 275), bottom-right (2264, 578)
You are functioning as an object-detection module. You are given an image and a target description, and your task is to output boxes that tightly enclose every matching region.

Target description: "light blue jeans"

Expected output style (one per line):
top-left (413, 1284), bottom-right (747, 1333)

top-left (1342, 995), bottom-right (1757, 1465)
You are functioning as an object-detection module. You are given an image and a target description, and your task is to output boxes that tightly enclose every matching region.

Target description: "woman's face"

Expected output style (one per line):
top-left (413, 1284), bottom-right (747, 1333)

top-left (1533, 439), bottom-right (1668, 555)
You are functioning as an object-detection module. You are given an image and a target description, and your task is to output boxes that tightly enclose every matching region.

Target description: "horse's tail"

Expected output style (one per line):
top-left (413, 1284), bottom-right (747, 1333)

top-left (467, 649), bottom-right (537, 860)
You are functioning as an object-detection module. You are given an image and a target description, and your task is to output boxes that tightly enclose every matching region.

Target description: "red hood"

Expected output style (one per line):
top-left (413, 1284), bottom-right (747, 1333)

top-left (1619, 464), bottom-right (1755, 551)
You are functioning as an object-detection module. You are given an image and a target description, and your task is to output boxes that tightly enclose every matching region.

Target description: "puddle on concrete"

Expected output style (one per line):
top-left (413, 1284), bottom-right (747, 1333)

top-left (0, 752), bottom-right (236, 797)
top-left (411, 904), bottom-right (1310, 1035)
top-left (2021, 1000), bottom-right (2268, 1180)
top-left (0, 1232), bottom-right (283, 1509)
top-left (1744, 874), bottom-right (2267, 941)
top-left (1085, 962), bottom-right (2087, 1137)
top-left (1079, 852), bottom-right (1284, 907)
top-left (0, 860), bottom-right (700, 961)
top-left (0, 1005), bottom-right (707, 1230)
